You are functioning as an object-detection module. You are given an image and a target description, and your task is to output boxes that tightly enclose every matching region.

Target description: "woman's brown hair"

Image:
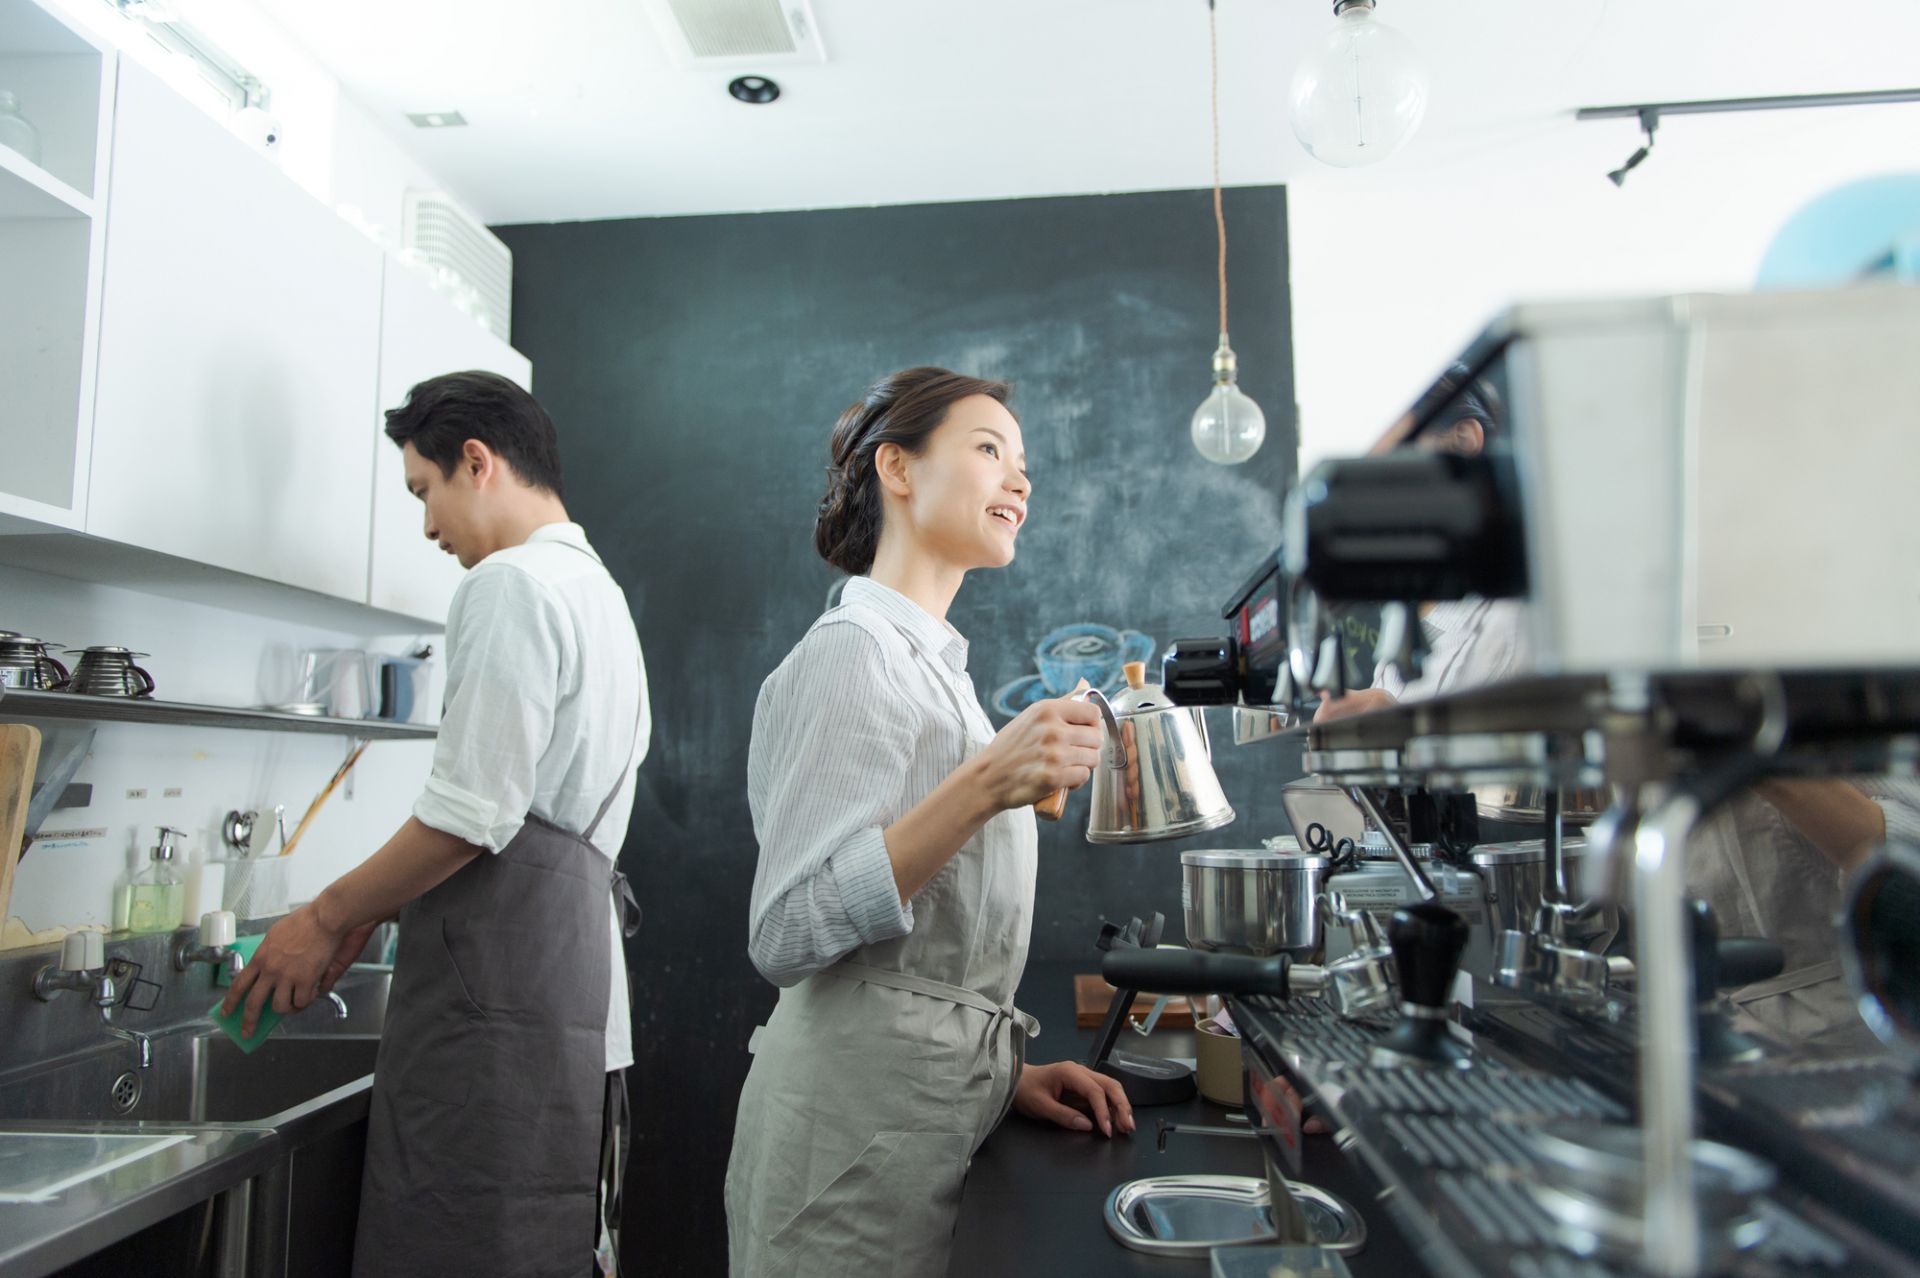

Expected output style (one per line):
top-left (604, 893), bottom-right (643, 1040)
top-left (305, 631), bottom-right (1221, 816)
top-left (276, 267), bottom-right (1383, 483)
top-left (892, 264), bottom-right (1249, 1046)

top-left (814, 366), bottom-right (1013, 576)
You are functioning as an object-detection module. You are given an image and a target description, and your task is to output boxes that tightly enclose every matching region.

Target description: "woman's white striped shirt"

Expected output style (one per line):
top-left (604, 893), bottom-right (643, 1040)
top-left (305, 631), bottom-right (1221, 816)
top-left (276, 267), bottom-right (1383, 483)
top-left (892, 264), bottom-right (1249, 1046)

top-left (744, 576), bottom-right (994, 987)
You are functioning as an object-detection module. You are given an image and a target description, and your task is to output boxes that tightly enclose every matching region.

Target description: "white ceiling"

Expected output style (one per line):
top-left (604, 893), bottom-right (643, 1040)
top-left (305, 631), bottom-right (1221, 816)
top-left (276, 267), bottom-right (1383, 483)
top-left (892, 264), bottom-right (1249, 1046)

top-left (253, 0), bottom-right (1920, 227)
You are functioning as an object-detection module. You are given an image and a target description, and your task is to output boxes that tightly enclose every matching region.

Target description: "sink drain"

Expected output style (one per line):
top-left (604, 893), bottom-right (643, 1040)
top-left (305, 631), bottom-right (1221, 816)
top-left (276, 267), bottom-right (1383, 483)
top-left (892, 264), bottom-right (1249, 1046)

top-left (110, 1071), bottom-right (142, 1114)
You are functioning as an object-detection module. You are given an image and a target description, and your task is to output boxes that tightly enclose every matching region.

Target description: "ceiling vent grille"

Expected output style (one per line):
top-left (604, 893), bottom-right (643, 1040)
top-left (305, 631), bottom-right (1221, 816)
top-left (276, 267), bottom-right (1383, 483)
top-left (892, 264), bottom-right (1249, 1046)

top-left (402, 190), bottom-right (513, 341)
top-left (641, 0), bottom-right (826, 65)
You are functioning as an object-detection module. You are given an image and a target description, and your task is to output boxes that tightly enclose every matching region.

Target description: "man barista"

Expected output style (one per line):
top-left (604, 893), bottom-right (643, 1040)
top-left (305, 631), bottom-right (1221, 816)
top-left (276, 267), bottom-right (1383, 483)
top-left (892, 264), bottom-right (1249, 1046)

top-left (221, 371), bottom-right (649, 1277)
top-left (1316, 364), bottom-right (1920, 1047)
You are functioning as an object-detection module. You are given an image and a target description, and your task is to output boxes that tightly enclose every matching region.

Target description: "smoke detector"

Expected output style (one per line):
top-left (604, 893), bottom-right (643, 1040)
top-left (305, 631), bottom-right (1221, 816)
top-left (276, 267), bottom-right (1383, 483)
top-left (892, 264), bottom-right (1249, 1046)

top-left (638, 0), bottom-right (826, 66)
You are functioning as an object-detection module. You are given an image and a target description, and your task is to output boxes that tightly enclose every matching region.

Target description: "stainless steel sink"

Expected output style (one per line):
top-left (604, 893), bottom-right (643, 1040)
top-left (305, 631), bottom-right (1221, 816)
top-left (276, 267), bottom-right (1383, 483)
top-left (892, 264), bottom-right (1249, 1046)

top-left (0, 1029), bottom-right (381, 1124)
top-left (0, 968), bottom-right (391, 1126)
top-left (0, 942), bottom-right (393, 1278)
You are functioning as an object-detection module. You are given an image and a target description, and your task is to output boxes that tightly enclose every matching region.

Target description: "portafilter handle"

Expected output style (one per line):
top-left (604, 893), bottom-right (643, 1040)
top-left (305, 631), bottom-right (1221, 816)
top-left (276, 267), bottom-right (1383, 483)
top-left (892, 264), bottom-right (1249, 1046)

top-left (1102, 948), bottom-right (1296, 999)
top-left (1389, 901), bottom-right (1469, 1012)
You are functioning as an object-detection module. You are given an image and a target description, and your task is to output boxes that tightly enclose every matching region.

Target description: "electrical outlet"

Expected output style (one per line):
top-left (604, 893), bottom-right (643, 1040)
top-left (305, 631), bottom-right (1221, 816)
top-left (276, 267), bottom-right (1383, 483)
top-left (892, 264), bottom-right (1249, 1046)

top-left (125, 788), bottom-right (147, 800)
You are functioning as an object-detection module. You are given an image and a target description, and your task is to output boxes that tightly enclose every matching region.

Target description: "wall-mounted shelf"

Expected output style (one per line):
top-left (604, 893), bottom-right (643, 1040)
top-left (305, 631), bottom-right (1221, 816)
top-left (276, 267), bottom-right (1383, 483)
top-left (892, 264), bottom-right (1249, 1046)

top-left (0, 143), bottom-right (93, 218)
top-left (0, 685), bottom-right (437, 740)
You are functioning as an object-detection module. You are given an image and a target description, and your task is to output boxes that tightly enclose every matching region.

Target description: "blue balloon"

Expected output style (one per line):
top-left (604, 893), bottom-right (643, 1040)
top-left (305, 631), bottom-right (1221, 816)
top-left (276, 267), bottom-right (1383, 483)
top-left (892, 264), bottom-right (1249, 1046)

top-left (1755, 173), bottom-right (1920, 288)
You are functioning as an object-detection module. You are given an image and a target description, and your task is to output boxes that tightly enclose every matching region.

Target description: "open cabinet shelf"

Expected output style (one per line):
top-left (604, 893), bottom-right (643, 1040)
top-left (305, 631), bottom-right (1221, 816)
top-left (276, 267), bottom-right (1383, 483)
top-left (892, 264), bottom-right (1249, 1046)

top-left (0, 686), bottom-right (438, 740)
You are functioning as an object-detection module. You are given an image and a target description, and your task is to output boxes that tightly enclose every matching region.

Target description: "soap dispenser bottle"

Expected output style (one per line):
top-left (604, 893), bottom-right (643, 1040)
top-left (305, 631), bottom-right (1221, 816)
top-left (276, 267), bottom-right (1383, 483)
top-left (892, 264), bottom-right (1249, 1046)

top-left (126, 826), bottom-right (187, 933)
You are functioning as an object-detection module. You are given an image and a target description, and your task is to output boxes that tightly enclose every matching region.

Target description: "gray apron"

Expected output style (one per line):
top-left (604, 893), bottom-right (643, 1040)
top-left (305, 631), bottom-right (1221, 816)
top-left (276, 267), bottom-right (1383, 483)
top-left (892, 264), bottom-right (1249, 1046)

top-left (353, 743), bottom-right (639, 1278)
top-left (725, 641), bottom-right (1040, 1278)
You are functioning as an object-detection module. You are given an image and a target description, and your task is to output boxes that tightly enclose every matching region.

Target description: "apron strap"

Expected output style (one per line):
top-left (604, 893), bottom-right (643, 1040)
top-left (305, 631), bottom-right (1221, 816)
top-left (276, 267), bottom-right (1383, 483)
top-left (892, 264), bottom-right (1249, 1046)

top-left (824, 961), bottom-right (1040, 1039)
top-left (1726, 957), bottom-right (1843, 1004)
top-left (590, 665), bottom-right (647, 939)
top-left (610, 869), bottom-right (642, 939)
top-left (542, 531), bottom-right (645, 845)
top-left (584, 652), bottom-right (648, 842)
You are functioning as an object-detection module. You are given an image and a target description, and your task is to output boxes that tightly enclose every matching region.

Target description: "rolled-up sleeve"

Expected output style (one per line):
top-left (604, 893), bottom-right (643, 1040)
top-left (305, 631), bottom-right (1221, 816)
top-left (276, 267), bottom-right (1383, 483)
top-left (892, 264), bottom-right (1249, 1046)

top-left (746, 621), bottom-right (917, 986)
top-left (1863, 779), bottom-right (1920, 847)
top-left (414, 566), bottom-right (565, 852)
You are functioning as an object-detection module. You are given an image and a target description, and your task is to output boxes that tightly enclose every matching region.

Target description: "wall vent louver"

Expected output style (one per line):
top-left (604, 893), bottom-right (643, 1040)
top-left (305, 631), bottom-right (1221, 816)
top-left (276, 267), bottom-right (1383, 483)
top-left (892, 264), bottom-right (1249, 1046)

top-left (639, 0), bottom-right (826, 65)
top-left (402, 190), bottom-right (513, 342)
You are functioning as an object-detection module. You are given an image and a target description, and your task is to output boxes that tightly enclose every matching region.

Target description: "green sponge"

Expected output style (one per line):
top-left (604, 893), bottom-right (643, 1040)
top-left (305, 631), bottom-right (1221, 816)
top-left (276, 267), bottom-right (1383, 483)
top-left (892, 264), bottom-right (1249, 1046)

top-left (207, 997), bottom-right (283, 1054)
top-left (206, 934), bottom-right (279, 1053)
top-left (213, 933), bottom-right (265, 988)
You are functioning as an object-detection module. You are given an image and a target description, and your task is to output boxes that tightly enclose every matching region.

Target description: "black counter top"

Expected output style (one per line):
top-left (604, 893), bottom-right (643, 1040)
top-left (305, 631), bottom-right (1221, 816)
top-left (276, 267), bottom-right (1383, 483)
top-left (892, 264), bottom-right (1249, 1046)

top-left (950, 961), bottom-right (1423, 1277)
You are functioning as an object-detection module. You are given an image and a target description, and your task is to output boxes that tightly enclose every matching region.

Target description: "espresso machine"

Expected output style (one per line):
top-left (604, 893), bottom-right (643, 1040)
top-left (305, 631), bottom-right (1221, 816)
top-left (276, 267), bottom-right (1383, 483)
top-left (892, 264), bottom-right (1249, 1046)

top-left (1127, 285), bottom-right (1920, 1276)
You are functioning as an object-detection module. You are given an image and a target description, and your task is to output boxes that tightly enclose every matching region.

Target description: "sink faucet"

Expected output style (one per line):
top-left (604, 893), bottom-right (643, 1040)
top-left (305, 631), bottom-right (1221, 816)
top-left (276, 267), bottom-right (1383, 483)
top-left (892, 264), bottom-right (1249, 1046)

top-left (174, 910), bottom-right (243, 983)
top-left (34, 932), bottom-right (152, 1070)
top-left (33, 931), bottom-right (114, 1004)
top-left (101, 1006), bottom-right (152, 1069)
top-left (326, 990), bottom-right (349, 1019)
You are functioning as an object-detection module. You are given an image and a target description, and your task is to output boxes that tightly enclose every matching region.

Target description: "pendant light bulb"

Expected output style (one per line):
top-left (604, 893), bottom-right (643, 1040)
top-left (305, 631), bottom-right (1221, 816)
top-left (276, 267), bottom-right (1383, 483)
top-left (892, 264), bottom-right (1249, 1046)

top-left (1191, 1), bottom-right (1265, 466)
top-left (1191, 337), bottom-right (1267, 465)
top-left (1290, 0), bottom-right (1428, 168)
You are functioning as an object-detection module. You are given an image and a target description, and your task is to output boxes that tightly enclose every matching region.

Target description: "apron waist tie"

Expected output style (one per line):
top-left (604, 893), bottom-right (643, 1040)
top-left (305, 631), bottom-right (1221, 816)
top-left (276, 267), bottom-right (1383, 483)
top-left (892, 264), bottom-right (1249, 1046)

top-left (821, 955), bottom-right (1036, 1128)
top-left (820, 961), bottom-right (1039, 1138)
top-left (822, 960), bottom-right (1039, 1037)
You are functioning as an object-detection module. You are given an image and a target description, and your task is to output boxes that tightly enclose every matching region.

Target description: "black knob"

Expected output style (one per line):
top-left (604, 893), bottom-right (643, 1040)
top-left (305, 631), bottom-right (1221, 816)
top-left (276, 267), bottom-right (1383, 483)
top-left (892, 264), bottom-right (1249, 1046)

top-left (1688, 899), bottom-right (1771, 1064)
top-left (1690, 899), bottom-right (1787, 998)
top-left (1388, 901), bottom-right (1470, 1010)
top-left (1162, 637), bottom-right (1239, 706)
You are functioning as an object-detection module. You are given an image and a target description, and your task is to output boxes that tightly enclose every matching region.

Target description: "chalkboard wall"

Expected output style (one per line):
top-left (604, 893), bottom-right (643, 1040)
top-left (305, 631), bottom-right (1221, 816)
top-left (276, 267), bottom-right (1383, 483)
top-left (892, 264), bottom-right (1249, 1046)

top-left (496, 186), bottom-right (1302, 1275)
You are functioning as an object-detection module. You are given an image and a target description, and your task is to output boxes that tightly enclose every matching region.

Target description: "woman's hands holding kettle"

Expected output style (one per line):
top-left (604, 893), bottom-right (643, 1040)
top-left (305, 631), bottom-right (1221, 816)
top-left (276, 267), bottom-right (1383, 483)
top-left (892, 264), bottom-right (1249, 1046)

top-left (975, 695), bottom-right (1105, 811)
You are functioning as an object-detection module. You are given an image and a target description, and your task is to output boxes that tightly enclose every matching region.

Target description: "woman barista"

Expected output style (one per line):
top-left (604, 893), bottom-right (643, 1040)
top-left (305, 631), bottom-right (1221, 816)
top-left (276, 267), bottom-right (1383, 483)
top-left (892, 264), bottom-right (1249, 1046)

top-left (725, 367), bottom-right (1134, 1276)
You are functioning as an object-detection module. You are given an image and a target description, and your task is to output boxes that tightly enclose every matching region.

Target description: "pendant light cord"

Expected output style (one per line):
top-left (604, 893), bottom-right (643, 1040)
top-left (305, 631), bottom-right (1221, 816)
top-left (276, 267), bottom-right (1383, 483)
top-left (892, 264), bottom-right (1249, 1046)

top-left (1209, 0), bottom-right (1228, 338)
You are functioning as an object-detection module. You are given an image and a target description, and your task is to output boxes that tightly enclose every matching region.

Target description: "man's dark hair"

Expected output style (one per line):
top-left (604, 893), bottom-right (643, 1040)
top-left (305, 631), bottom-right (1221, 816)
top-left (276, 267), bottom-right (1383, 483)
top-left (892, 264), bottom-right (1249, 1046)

top-left (1411, 361), bottom-right (1504, 441)
top-left (384, 371), bottom-right (565, 498)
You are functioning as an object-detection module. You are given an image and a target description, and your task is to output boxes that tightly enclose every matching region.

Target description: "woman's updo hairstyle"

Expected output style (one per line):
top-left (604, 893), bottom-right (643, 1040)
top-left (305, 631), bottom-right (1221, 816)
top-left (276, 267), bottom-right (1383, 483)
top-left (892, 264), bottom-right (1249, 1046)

top-left (814, 366), bottom-right (1013, 575)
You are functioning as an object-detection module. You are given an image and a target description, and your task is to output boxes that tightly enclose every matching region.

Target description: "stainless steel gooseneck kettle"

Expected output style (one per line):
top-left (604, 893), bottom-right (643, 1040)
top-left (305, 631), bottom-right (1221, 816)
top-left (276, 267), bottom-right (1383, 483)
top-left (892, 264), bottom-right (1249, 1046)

top-left (1037, 661), bottom-right (1235, 844)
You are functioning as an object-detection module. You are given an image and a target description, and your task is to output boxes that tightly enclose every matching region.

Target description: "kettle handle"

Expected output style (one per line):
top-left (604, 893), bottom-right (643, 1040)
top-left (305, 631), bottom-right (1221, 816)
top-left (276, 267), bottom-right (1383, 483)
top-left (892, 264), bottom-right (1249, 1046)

top-left (1033, 684), bottom-right (1123, 822)
top-left (39, 653), bottom-right (70, 689)
top-left (130, 663), bottom-right (155, 698)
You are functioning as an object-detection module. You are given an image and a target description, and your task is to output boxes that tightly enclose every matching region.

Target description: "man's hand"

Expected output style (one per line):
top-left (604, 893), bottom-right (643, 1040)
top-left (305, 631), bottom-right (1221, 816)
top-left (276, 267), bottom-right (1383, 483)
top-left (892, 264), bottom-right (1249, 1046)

top-left (320, 922), bottom-right (379, 997)
top-left (1013, 1061), bottom-right (1136, 1138)
top-left (1314, 688), bottom-right (1396, 724)
top-left (219, 903), bottom-right (348, 1038)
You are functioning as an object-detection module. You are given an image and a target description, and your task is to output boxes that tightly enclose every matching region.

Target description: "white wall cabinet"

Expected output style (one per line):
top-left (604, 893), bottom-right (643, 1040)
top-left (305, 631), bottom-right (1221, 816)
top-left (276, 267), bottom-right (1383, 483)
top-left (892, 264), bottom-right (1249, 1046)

top-left (367, 260), bottom-right (533, 624)
top-left (0, 0), bottom-right (113, 529)
top-left (85, 59), bottom-right (382, 604)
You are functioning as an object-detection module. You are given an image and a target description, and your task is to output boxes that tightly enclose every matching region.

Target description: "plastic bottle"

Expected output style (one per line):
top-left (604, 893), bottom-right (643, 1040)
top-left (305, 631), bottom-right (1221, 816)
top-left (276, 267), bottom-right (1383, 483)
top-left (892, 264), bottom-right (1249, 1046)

top-left (126, 826), bottom-right (186, 934)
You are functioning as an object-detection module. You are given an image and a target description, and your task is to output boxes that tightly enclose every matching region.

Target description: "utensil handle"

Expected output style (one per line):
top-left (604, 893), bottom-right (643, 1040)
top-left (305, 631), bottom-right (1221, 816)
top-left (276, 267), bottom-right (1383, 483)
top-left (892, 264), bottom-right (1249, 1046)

top-left (1031, 679), bottom-right (1094, 821)
top-left (278, 741), bottom-right (369, 857)
top-left (1102, 948), bottom-right (1293, 999)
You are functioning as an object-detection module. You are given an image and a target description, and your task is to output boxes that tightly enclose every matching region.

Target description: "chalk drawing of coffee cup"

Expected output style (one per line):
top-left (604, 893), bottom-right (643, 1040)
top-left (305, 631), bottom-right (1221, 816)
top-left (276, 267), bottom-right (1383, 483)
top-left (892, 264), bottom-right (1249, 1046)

top-left (992, 623), bottom-right (1158, 719)
top-left (1035, 623), bottom-right (1156, 696)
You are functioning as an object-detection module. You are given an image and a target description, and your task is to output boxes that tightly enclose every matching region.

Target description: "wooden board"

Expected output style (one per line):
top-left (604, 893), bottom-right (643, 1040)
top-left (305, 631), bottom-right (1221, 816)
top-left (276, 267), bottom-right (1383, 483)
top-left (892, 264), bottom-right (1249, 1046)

top-left (0, 723), bottom-right (44, 928)
top-left (1073, 972), bottom-right (1197, 1029)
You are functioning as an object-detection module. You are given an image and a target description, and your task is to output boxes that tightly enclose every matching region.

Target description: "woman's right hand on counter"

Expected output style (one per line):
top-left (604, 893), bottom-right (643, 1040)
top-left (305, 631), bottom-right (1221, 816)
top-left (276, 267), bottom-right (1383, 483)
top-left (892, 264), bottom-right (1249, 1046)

top-left (974, 697), bottom-right (1104, 811)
